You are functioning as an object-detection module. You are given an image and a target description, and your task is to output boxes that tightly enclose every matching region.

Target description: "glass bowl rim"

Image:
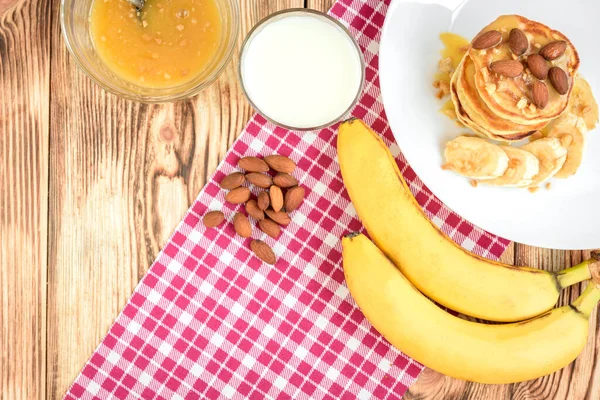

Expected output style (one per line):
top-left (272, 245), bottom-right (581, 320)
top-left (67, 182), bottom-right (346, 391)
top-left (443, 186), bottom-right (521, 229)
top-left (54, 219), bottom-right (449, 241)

top-left (60, 0), bottom-right (240, 103)
top-left (237, 8), bottom-right (366, 131)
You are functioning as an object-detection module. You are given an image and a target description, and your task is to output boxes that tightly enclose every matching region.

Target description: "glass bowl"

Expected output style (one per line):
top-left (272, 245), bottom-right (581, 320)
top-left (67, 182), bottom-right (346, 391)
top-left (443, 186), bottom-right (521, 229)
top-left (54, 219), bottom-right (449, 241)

top-left (238, 8), bottom-right (365, 131)
top-left (61, 0), bottom-right (239, 103)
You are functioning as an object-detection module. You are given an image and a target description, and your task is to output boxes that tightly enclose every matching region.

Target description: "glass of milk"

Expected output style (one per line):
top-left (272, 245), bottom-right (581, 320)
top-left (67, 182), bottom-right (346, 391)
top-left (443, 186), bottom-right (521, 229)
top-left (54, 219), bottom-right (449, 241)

top-left (239, 9), bottom-right (365, 131)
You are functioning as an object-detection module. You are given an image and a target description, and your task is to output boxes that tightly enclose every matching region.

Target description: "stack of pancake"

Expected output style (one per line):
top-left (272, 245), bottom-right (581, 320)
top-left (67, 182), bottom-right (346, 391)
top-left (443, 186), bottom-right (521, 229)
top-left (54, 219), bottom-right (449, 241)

top-left (450, 15), bottom-right (580, 141)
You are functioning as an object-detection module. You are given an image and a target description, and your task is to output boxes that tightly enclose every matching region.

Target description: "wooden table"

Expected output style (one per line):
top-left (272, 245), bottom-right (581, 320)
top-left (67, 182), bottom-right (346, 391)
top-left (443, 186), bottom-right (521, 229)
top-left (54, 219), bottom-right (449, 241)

top-left (1, 0), bottom-right (598, 398)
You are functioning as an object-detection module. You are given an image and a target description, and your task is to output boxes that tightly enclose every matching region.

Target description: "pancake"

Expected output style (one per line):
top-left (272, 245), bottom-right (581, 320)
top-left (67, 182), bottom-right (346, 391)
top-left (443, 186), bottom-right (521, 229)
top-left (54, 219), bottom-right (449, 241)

top-left (455, 56), bottom-right (546, 139)
top-left (468, 15), bottom-right (580, 125)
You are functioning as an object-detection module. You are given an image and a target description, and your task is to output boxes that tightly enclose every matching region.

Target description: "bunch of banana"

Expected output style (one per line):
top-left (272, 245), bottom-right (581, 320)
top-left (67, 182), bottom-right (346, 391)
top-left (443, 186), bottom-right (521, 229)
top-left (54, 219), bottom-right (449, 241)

top-left (342, 233), bottom-right (600, 384)
top-left (337, 118), bottom-right (600, 383)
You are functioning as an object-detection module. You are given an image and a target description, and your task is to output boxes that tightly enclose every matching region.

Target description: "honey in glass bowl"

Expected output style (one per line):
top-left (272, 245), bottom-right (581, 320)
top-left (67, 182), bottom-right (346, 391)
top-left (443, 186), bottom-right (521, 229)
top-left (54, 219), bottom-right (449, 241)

top-left (90, 0), bottom-right (222, 88)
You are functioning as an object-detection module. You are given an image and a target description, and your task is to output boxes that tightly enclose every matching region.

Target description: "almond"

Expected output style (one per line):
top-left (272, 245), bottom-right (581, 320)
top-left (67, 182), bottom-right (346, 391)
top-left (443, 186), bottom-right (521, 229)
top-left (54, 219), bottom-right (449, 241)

top-left (258, 219), bottom-right (281, 238)
top-left (202, 210), bottom-right (224, 228)
top-left (531, 80), bottom-right (549, 109)
top-left (273, 173), bottom-right (298, 188)
top-left (250, 240), bottom-right (276, 265)
top-left (472, 30), bottom-right (502, 50)
top-left (238, 156), bottom-right (269, 172)
top-left (284, 186), bottom-right (305, 212)
top-left (265, 209), bottom-right (291, 226)
top-left (269, 185), bottom-right (284, 212)
top-left (233, 213), bottom-right (252, 238)
top-left (220, 172), bottom-right (245, 190)
top-left (264, 155), bottom-right (296, 173)
top-left (245, 172), bottom-right (273, 189)
top-left (540, 40), bottom-right (567, 60)
top-left (526, 54), bottom-right (548, 80)
top-left (489, 60), bottom-right (523, 78)
top-left (225, 187), bottom-right (251, 204)
top-left (257, 191), bottom-right (270, 211)
top-left (508, 28), bottom-right (528, 55)
top-left (245, 199), bottom-right (265, 220)
top-left (548, 66), bottom-right (568, 95)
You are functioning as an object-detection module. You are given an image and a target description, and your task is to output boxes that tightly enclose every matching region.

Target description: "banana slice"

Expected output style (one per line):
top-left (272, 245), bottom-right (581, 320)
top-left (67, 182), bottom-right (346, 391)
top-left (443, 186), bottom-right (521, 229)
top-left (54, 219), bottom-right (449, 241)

top-left (443, 136), bottom-right (509, 180)
top-left (521, 138), bottom-right (567, 188)
top-left (482, 146), bottom-right (540, 187)
top-left (547, 114), bottom-right (587, 178)
top-left (570, 76), bottom-right (598, 131)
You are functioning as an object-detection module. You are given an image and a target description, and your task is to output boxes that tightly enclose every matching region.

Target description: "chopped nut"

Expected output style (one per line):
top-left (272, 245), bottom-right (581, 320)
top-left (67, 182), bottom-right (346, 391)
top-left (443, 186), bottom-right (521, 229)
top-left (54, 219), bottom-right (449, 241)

top-left (470, 180), bottom-right (478, 187)
top-left (534, 42), bottom-right (541, 48)
top-left (545, 182), bottom-right (552, 190)
top-left (511, 53), bottom-right (518, 60)
top-left (492, 48), bottom-right (501, 55)
top-left (497, 81), bottom-right (509, 92)
top-left (176, 24), bottom-right (184, 31)
top-left (485, 83), bottom-right (497, 95)
top-left (517, 98), bottom-right (528, 109)
top-left (438, 57), bottom-right (454, 73)
top-left (154, 38), bottom-right (162, 44)
top-left (479, 50), bottom-right (487, 56)
top-left (435, 81), bottom-right (450, 99)
top-left (433, 81), bottom-right (440, 89)
top-left (528, 103), bottom-right (537, 112)
top-left (528, 186), bottom-right (540, 193)
top-left (142, 20), bottom-right (148, 28)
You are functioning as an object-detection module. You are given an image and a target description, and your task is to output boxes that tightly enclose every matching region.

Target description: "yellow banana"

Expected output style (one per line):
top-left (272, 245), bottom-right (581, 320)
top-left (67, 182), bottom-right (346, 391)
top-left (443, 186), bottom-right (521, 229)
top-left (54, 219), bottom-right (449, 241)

top-left (342, 233), bottom-right (600, 384)
top-left (337, 118), bottom-right (597, 321)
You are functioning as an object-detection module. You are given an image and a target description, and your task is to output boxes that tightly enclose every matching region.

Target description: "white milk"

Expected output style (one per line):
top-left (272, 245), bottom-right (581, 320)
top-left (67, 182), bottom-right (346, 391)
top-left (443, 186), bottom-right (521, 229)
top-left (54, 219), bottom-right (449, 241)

top-left (241, 12), bottom-right (363, 129)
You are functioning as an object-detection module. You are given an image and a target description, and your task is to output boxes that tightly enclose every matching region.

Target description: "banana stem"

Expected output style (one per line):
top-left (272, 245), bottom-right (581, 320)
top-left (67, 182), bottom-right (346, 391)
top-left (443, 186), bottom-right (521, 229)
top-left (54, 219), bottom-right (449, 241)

top-left (556, 260), bottom-right (593, 289)
top-left (571, 281), bottom-right (600, 318)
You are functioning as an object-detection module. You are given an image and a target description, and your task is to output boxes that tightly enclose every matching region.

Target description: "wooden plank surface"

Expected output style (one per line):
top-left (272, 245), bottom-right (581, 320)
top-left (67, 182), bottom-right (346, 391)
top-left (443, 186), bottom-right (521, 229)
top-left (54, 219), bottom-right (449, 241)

top-left (0, 0), bottom-right (50, 399)
top-left (0, 0), bottom-right (598, 399)
top-left (45, 1), bottom-right (301, 398)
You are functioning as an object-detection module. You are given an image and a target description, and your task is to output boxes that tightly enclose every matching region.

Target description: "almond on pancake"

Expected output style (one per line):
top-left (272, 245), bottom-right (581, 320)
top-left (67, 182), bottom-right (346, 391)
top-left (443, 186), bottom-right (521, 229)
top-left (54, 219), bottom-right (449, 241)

top-left (468, 15), bottom-right (580, 126)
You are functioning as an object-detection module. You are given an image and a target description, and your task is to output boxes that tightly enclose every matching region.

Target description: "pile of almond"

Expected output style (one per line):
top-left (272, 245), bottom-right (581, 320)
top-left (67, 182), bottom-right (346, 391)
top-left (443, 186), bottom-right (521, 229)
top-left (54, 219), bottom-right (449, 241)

top-left (202, 155), bottom-right (304, 265)
top-left (473, 28), bottom-right (569, 109)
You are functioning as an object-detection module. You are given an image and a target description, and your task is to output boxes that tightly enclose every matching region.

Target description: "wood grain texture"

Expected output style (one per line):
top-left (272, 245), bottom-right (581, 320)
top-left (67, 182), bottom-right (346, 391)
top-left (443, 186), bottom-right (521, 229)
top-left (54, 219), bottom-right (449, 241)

top-left (0, 0), bottom-right (50, 399)
top-left (45, 1), bottom-right (301, 398)
top-left (0, 0), bottom-right (18, 16)
top-left (0, 0), bottom-right (598, 399)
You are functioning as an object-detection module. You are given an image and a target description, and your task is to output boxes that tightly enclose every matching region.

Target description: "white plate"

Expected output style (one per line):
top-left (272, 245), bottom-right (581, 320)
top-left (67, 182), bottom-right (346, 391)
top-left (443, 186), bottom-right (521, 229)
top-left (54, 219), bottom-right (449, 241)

top-left (380, 0), bottom-right (600, 249)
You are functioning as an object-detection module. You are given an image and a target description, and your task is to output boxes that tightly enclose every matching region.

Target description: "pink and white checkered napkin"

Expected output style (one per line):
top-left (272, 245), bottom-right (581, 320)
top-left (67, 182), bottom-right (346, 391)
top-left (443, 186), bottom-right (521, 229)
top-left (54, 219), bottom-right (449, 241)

top-left (65, 1), bottom-right (511, 399)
